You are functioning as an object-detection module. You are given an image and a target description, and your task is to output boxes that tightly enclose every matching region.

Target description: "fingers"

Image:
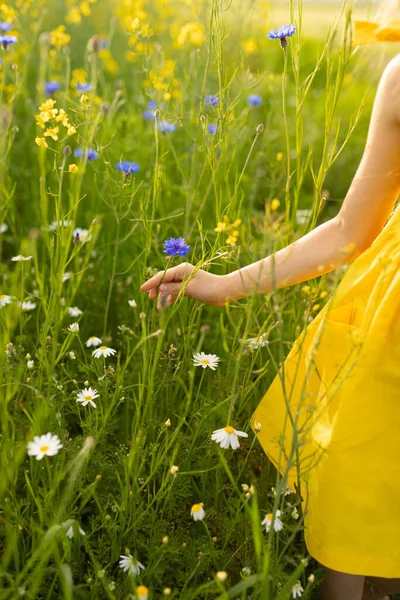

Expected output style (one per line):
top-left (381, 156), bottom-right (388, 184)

top-left (140, 263), bottom-right (192, 292)
top-left (159, 282), bottom-right (183, 295)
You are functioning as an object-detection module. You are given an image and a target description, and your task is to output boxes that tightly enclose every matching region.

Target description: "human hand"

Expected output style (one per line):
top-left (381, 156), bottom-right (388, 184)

top-left (140, 262), bottom-right (230, 310)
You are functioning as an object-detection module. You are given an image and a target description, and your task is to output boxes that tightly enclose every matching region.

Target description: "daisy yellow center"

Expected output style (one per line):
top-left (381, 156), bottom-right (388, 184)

top-left (99, 346), bottom-right (107, 350)
top-left (89, 336), bottom-right (96, 340)
top-left (224, 426), bottom-right (234, 434)
top-left (267, 513), bottom-right (273, 520)
top-left (0, 294), bottom-right (7, 299)
top-left (39, 445), bottom-right (49, 453)
top-left (84, 395), bottom-right (92, 400)
top-left (137, 585), bottom-right (148, 594)
top-left (192, 504), bottom-right (201, 512)
top-left (201, 359), bottom-right (210, 364)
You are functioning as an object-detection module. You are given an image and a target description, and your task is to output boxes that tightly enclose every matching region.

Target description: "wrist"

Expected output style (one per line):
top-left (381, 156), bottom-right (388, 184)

top-left (223, 270), bottom-right (251, 301)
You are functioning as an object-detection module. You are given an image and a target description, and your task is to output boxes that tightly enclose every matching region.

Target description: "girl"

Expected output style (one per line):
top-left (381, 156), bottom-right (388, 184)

top-left (141, 8), bottom-right (400, 600)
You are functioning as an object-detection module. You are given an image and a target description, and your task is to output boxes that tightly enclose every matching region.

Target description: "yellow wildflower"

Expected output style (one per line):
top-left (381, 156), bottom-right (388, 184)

top-left (214, 221), bottom-right (227, 233)
top-left (175, 22), bottom-right (204, 48)
top-left (0, 3), bottom-right (17, 21)
top-left (55, 109), bottom-right (69, 127)
top-left (43, 127), bottom-right (59, 141)
top-left (80, 94), bottom-right (90, 106)
top-left (66, 7), bottom-right (81, 24)
top-left (67, 125), bottom-right (76, 136)
top-left (68, 164), bottom-right (78, 173)
top-left (39, 99), bottom-right (57, 112)
top-left (50, 26), bottom-right (70, 48)
top-left (35, 137), bottom-right (48, 149)
top-left (35, 112), bottom-right (50, 129)
top-left (226, 232), bottom-right (239, 246)
top-left (276, 152), bottom-right (283, 161)
top-left (79, 1), bottom-right (91, 16)
top-left (270, 198), bottom-right (280, 211)
top-left (242, 38), bottom-right (258, 54)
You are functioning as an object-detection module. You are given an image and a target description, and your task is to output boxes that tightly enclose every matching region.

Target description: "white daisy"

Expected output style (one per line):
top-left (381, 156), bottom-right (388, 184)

top-left (291, 581), bottom-right (304, 598)
top-left (0, 223), bottom-right (8, 233)
top-left (19, 301), bottom-right (37, 311)
top-left (191, 502), bottom-right (205, 521)
top-left (211, 425), bottom-right (248, 450)
top-left (27, 360), bottom-right (34, 369)
top-left (261, 509), bottom-right (284, 532)
top-left (118, 554), bottom-right (145, 576)
top-left (49, 219), bottom-right (73, 231)
top-left (27, 433), bottom-right (63, 460)
top-left (0, 295), bottom-right (13, 308)
top-left (92, 345), bottom-right (116, 359)
top-left (271, 484), bottom-right (294, 497)
top-left (76, 387), bottom-right (99, 408)
top-left (11, 255), bottom-right (33, 262)
top-left (192, 352), bottom-right (220, 370)
top-left (296, 209), bottom-right (312, 225)
top-left (246, 333), bottom-right (269, 351)
top-left (68, 323), bottom-right (80, 333)
top-left (85, 336), bottom-right (102, 347)
top-left (63, 522), bottom-right (86, 539)
top-left (62, 272), bottom-right (71, 282)
top-left (136, 585), bottom-right (149, 600)
top-left (128, 299), bottom-right (137, 308)
top-left (68, 306), bottom-right (83, 317)
top-left (73, 227), bottom-right (92, 242)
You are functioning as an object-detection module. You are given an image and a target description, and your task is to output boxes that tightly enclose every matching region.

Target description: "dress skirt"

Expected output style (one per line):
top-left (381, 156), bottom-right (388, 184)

top-left (250, 203), bottom-right (400, 577)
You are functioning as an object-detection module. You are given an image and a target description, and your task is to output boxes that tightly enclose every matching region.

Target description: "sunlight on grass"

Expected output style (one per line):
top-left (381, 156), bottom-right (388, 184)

top-left (0, 0), bottom-right (396, 598)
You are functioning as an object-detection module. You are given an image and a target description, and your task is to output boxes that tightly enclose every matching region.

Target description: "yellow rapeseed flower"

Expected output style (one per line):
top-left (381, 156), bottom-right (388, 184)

top-left (79, 1), bottom-right (91, 16)
top-left (67, 125), bottom-right (76, 136)
top-left (175, 22), bottom-right (205, 48)
top-left (39, 99), bottom-right (57, 112)
top-left (68, 164), bottom-right (78, 173)
top-left (50, 25), bottom-right (71, 48)
top-left (66, 7), bottom-right (81, 24)
top-left (270, 198), bottom-right (280, 211)
top-left (276, 152), bottom-right (283, 161)
top-left (35, 136), bottom-right (48, 149)
top-left (214, 222), bottom-right (226, 232)
top-left (43, 127), bottom-right (59, 141)
top-left (55, 109), bottom-right (69, 127)
top-left (242, 38), bottom-right (258, 54)
top-left (35, 112), bottom-right (50, 129)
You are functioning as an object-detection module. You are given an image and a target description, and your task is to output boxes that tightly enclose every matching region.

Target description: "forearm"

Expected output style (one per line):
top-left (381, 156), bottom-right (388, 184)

top-left (225, 216), bottom-right (365, 300)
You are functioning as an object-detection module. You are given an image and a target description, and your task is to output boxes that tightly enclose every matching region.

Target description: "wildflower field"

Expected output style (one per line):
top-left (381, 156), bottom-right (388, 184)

top-left (0, 0), bottom-right (396, 598)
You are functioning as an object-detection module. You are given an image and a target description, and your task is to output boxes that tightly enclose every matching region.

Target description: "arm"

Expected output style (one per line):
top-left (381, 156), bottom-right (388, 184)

top-left (141, 56), bottom-right (400, 307)
top-left (225, 54), bottom-right (400, 300)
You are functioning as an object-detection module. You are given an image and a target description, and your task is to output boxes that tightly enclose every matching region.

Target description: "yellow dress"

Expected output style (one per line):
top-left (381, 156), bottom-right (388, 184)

top-left (250, 202), bottom-right (400, 577)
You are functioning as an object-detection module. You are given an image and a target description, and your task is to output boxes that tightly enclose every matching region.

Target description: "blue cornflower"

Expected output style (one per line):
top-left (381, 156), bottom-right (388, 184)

top-left (208, 124), bottom-right (217, 135)
top-left (247, 94), bottom-right (262, 107)
top-left (144, 100), bottom-right (157, 118)
top-left (205, 95), bottom-right (220, 107)
top-left (77, 82), bottom-right (92, 92)
top-left (74, 147), bottom-right (99, 161)
top-left (0, 22), bottom-right (13, 32)
top-left (0, 35), bottom-right (17, 48)
top-left (116, 160), bottom-right (140, 174)
top-left (157, 120), bottom-right (176, 133)
top-left (163, 237), bottom-right (190, 257)
top-left (45, 81), bottom-right (61, 96)
top-left (267, 24), bottom-right (296, 49)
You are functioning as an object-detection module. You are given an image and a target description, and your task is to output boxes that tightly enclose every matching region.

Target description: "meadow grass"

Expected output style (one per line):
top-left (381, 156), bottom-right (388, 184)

top-left (0, 0), bottom-right (395, 598)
